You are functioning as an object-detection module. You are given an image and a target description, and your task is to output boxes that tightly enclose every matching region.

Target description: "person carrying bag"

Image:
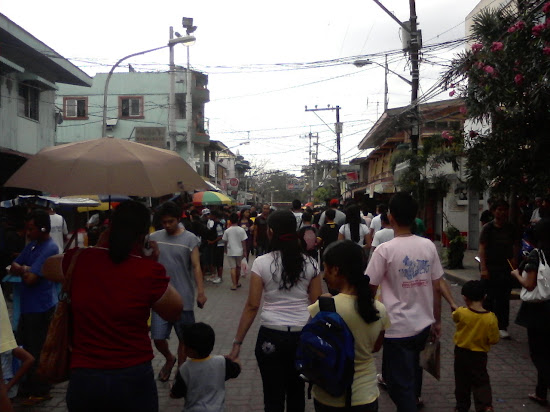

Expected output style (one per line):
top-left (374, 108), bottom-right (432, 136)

top-left (511, 218), bottom-right (550, 406)
top-left (36, 248), bottom-right (83, 383)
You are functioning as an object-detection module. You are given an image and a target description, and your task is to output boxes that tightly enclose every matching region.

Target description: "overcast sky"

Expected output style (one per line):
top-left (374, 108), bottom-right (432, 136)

top-left (3, 0), bottom-right (483, 174)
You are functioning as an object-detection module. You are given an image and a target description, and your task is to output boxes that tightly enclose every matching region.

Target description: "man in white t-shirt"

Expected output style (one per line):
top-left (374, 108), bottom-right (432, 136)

top-left (367, 203), bottom-right (387, 246)
top-left (366, 193), bottom-right (442, 411)
top-left (371, 212), bottom-right (394, 252)
top-left (48, 208), bottom-right (68, 253)
top-left (291, 199), bottom-right (303, 230)
top-left (222, 213), bottom-right (248, 290)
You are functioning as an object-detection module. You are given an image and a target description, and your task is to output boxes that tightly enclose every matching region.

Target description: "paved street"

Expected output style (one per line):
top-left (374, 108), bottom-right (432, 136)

top-left (11, 251), bottom-right (550, 411)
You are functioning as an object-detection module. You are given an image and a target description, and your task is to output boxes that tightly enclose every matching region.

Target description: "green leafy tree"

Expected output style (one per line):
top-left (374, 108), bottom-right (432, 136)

top-left (443, 2), bottom-right (550, 196)
top-left (313, 186), bottom-right (335, 205)
top-left (390, 131), bottom-right (464, 208)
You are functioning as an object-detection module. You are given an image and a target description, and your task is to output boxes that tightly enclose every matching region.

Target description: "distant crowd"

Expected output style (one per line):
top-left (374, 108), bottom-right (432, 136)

top-left (0, 192), bottom-right (549, 412)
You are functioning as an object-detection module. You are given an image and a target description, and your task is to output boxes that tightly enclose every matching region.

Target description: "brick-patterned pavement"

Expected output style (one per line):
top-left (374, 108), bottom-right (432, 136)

top-left (12, 252), bottom-right (549, 411)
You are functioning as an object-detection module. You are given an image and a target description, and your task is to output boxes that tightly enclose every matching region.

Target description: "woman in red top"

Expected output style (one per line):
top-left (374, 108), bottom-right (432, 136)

top-left (44, 201), bottom-right (182, 412)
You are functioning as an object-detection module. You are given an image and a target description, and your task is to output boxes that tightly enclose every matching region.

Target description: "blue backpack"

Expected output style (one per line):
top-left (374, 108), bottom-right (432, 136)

top-left (296, 296), bottom-right (355, 405)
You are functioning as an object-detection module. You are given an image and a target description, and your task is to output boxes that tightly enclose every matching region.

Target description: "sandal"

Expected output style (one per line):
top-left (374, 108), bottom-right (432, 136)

top-left (529, 393), bottom-right (548, 405)
top-left (230, 286), bottom-right (237, 290)
top-left (376, 373), bottom-right (387, 389)
top-left (21, 395), bottom-right (53, 406)
top-left (237, 283), bottom-right (242, 288)
top-left (158, 357), bottom-right (176, 382)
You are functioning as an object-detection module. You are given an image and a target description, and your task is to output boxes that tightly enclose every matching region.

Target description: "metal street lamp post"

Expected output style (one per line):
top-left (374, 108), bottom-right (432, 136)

top-left (102, 45), bottom-right (167, 138)
top-left (215, 141), bottom-right (250, 188)
top-left (353, 56), bottom-right (412, 112)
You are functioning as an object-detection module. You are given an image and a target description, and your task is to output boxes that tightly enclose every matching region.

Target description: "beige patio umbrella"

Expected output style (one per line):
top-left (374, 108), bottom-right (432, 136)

top-left (4, 137), bottom-right (208, 197)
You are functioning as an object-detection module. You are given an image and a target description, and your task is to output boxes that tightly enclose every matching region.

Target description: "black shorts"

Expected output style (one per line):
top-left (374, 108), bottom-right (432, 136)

top-left (210, 246), bottom-right (224, 268)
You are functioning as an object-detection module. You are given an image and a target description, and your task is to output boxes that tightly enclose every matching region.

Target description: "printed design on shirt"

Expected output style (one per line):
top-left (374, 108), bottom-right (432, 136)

top-left (399, 256), bottom-right (430, 286)
top-left (261, 341), bottom-right (276, 354)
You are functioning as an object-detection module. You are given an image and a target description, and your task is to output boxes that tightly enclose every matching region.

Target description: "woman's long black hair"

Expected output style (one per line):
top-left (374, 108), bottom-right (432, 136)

top-left (268, 210), bottom-right (309, 290)
top-left (109, 200), bottom-right (151, 264)
top-left (323, 240), bottom-right (379, 324)
top-left (344, 204), bottom-right (362, 243)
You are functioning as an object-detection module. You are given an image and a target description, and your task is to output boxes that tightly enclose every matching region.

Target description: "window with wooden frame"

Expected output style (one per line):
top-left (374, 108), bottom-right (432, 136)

top-left (119, 96), bottom-right (144, 119)
top-left (63, 97), bottom-right (88, 120)
top-left (18, 83), bottom-right (39, 121)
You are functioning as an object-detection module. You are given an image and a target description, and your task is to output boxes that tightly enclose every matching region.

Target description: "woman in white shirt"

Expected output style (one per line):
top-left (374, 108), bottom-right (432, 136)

top-left (338, 205), bottom-right (369, 247)
top-left (229, 210), bottom-right (322, 412)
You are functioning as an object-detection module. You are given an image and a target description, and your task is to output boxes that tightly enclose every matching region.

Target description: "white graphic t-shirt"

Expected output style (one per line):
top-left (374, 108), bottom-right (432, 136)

top-left (366, 235), bottom-right (443, 338)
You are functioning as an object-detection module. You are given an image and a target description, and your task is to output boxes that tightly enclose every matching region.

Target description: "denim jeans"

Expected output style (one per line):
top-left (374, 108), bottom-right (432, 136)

top-left (66, 361), bottom-right (158, 412)
top-left (382, 326), bottom-right (430, 412)
top-left (17, 306), bottom-right (55, 396)
top-left (255, 326), bottom-right (305, 412)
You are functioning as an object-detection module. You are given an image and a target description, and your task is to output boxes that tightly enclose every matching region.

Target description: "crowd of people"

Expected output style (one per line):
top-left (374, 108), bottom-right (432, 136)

top-left (0, 192), bottom-right (548, 411)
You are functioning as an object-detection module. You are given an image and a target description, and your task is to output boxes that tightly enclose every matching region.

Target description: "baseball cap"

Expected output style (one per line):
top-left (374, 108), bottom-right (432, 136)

top-left (330, 199), bottom-right (339, 206)
top-left (201, 208), bottom-right (211, 216)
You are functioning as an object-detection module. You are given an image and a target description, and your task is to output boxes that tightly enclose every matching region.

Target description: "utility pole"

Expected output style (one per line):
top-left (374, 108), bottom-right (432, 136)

top-left (186, 45), bottom-right (194, 166)
top-left (169, 27), bottom-right (177, 151)
top-left (371, 0), bottom-right (420, 153)
top-left (313, 133), bottom-right (319, 201)
top-left (305, 106), bottom-right (343, 199)
top-left (409, 0), bottom-right (420, 154)
top-left (384, 54), bottom-right (389, 112)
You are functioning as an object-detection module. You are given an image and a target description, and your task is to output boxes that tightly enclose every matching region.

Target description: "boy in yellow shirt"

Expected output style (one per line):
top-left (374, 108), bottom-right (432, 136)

top-left (453, 280), bottom-right (500, 412)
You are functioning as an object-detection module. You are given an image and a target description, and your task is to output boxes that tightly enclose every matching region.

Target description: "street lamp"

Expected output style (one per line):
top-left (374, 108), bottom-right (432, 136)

top-left (353, 56), bottom-right (412, 112)
top-left (215, 141), bottom-right (250, 188)
top-left (101, 35), bottom-right (195, 140)
top-left (102, 45), bottom-right (167, 137)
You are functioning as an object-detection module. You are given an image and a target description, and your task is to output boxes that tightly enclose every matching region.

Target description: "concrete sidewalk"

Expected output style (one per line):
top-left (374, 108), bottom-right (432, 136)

top-left (12, 250), bottom-right (545, 412)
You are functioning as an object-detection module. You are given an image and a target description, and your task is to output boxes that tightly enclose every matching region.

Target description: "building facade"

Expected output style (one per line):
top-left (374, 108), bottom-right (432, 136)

top-left (55, 70), bottom-right (211, 175)
top-left (355, 99), bottom-right (472, 243)
top-left (0, 13), bottom-right (92, 197)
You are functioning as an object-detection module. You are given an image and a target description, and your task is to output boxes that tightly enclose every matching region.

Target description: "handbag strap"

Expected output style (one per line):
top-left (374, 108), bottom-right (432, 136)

top-left (60, 248), bottom-right (84, 303)
top-left (539, 249), bottom-right (547, 267)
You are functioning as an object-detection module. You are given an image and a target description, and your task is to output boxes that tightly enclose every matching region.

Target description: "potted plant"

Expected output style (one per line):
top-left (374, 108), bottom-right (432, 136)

top-left (445, 226), bottom-right (465, 269)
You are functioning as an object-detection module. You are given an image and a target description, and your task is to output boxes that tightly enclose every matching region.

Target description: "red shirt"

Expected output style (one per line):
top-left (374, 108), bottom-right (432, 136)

top-left (63, 247), bottom-right (169, 369)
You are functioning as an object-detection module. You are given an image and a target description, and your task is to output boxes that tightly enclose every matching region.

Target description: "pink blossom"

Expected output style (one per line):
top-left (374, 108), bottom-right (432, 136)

top-left (449, 90), bottom-right (456, 97)
top-left (475, 61), bottom-right (485, 69)
top-left (459, 106), bottom-right (467, 115)
top-left (508, 21), bottom-right (526, 32)
top-left (484, 65), bottom-right (495, 75)
top-left (491, 42), bottom-right (504, 52)
top-left (532, 24), bottom-right (545, 37)
top-left (543, 2), bottom-right (550, 14)
top-left (514, 74), bottom-right (524, 85)
top-left (471, 43), bottom-right (483, 52)
top-left (544, 47), bottom-right (550, 55)
top-left (469, 130), bottom-right (479, 138)
top-left (442, 131), bottom-right (453, 141)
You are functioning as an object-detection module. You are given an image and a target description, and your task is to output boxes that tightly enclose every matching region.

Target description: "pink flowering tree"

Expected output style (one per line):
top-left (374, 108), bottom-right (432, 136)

top-left (443, 2), bottom-right (550, 195)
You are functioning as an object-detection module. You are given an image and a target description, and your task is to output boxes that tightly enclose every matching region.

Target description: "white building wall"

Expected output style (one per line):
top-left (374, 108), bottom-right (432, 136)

top-left (0, 74), bottom-right (56, 155)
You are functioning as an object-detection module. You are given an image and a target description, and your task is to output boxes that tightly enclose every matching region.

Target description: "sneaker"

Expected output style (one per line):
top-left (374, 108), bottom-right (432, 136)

top-left (499, 329), bottom-right (510, 339)
top-left (205, 275), bottom-right (217, 282)
top-left (211, 277), bottom-right (222, 284)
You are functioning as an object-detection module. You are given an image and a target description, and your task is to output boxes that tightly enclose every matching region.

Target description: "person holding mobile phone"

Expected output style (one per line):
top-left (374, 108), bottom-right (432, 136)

top-left (149, 201), bottom-right (207, 383)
